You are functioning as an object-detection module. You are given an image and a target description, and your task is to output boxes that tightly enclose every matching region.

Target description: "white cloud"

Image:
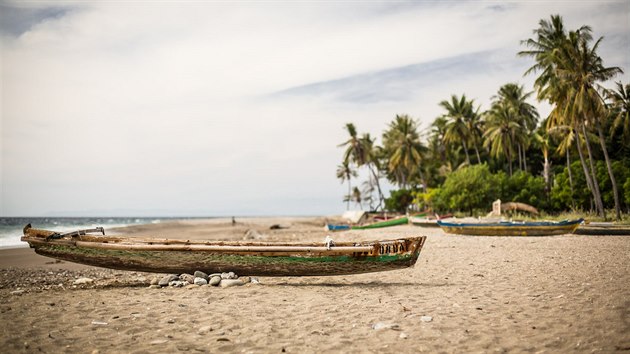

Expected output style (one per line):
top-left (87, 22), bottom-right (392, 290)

top-left (1, 1), bottom-right (629, 216)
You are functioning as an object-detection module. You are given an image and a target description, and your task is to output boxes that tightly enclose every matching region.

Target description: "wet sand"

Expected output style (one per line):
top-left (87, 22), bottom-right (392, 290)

top-left (1, 217), bottom-right (629, 353)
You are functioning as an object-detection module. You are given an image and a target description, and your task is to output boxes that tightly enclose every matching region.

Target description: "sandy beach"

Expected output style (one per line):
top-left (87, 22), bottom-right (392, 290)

top-left (1, 216), bottom-right (629, 353)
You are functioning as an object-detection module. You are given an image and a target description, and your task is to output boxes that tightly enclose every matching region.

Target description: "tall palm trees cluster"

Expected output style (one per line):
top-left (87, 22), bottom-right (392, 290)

top-left (337, 15), bottom-right (629, 219)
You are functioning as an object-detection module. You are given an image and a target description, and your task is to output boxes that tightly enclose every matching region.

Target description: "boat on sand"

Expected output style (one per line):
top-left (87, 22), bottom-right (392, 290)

top-left (437, 218), bottom-right (583, 236)
top-left (327, 216), bottom-right (409, 231)
top-left (575, 222), bottom-right (630, 236)
top-left (21, 224), bottom-right (427, 276)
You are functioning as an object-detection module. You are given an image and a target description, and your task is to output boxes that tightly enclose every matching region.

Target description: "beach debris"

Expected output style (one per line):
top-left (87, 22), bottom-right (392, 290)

top-left (372, 322), bottom-right (400, 330)
top-left (251, 277), bottom-right (260, 284)
top-left (91, 320), bottom-right (108, 326)
top-left (73, 277), bottom-right (94, 285)
top-left (420, 316), bottom-right (433, 322)
top-left (10, 289), bottom-right (25, 295)
top-left (399, 332), bottom-right (409, 339)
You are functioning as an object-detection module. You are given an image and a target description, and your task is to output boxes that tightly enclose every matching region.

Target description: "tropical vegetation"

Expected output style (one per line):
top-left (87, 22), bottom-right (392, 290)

top-left (336, 14), bottom-right (629, 221)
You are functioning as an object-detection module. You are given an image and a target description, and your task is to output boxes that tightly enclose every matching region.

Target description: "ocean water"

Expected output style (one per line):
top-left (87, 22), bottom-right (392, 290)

top-left (0, 217), bottom-right (171, 248)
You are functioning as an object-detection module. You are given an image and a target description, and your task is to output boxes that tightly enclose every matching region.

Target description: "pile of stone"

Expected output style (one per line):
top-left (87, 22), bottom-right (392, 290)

top-left (152, 271), bottom-right (259, 289)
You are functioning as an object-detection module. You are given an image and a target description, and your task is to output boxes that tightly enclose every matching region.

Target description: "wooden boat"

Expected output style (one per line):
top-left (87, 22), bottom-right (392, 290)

top-left (437, 218), bottom-right (583, 236)
top-left (575, 223), bottom-right (630, 236)
top-left (326, 216), bottom-right (409, 231)
top-left (410, 214), bottom-right (453, 228)
top-left (21, 224), bottom-right (427, 276)
top-left (326, 224), bottom-right (351, 231)
top-left (351, 216), bottom-right (409, 230)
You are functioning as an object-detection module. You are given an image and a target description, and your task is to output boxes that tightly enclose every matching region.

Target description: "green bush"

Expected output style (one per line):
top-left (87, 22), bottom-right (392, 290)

top-left (432, 164), bottom-right (500, 215)
top-left (384, 189), bottom-right (415, 213)
top-left (499, 170), bottom-right (548, 210)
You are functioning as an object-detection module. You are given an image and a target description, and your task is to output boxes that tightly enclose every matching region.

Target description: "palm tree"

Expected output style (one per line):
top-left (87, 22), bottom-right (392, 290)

top-left (439, 95), bottom-right (478, 166)
top-left (339, 123), bottom-right (367, 166)
top-left (382, 115), bottom-right (426, 189)
top-left (336, 162), bottom-right (357, 210)
top-left (483, 101), bottom-right (523, 176)
top-left (359, 133), bottom-right (386, 210)
top-left (492, 83), bottom-right (539, 171)
top-left (519, 15), bottom-right (618, 218)
top-left (554, 26), bottom-right (623, 220)
top-left (606, 82), bottom-right (630, 148)
top-left (338, 123), bottom-right (386, 210)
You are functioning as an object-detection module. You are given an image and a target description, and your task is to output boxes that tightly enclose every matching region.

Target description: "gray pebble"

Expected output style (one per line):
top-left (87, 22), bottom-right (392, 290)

top-left (194, 271), bottom-right (208, 280)
top-left (179, 274), bottom-right (195, 284)
top-left (169, 280), bottom-right (186, 288)
top-left (209, 276), bottom-right (221, 286)
top-left (219, 279), bottom-right (245, 288)
top-left (159, 274), bottom-right (179, 287)
top-left (193, 277), bottom-right (208, 286)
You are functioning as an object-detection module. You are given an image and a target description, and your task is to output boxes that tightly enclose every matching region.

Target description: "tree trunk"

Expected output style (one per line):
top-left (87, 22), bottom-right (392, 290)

top-left (346, 180), bottom-right (351, 210)
top-left (461, 141), bottom-right (470, 165)
top-left (596, 122), bottom-right (621, 221)
top-left (473, 137), bottom-right (482, 164)
top-left (507, 147), bottom-right (513, 177)
top-left (517, 144), bottom-right (523, 171)
top-left (522, 144), bottom-right (528, 172)
top-left (580, 123), bottom-right (606, 219)
top-left (575, 131), bottom-right (597, 213)
top-left (368, 164), bottom-right (385, 211)
top-left (566, 149), bottom-right (576, 210)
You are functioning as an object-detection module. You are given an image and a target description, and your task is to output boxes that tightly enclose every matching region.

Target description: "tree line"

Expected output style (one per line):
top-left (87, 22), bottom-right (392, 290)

top-left (337, 15), bottom-right (630, 220)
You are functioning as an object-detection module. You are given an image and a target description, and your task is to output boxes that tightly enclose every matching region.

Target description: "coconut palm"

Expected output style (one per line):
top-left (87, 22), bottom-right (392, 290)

top-left (553, 26), bottom-right (623, 219)
top-left (359, 133), bottom-right (386, 210)
top-left (483, 101), bottom-right (524, 176)
top-left (606, 82), bottom-right (630, 148)
top-left (336, 162), bottom-right (357, 210)
top-left (439, 95), bottom-right (478, 166)
top-left (382, 114), bottom-right (426, 189)
top-left (519, 15), bottom-right (618, 218)
top-left (492, 83), bottom-right (539, 171)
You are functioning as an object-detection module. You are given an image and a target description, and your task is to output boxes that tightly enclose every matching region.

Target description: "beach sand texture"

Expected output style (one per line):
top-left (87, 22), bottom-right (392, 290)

top-left (1, 217), bottom-right (629, 353)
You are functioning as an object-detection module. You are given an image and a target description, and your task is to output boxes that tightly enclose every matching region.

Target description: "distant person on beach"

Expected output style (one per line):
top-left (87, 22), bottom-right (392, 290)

top-left (232, 217), bottom-right (236, 226)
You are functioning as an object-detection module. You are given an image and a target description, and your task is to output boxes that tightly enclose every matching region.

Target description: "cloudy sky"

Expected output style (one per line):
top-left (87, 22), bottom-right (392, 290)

top-left (1, 1), bottom-right (629, 217)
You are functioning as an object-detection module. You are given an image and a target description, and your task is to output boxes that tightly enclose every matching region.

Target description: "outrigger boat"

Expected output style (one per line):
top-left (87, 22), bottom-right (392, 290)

top-left (437, 218), bottom-right (583, 236)
top-left (21, 224), bottom-right (427, 276)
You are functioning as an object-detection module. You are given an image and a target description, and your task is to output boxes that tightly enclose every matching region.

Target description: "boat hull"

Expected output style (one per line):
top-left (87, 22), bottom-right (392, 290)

top-left (575, 225), bottom-right (630, 236)
top-left (22, 226), bottom-right (426, 276)
top-left (437, 219), bottom-right (583, 236)
top-left (352, 217), bottom-right (409, 230)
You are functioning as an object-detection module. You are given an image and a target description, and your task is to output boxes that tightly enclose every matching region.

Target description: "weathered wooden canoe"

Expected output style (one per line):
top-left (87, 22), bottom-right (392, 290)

top-left (437, 218), bottom-right (583, 236)
top-left (21, 224), bottom-right (427, 276)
